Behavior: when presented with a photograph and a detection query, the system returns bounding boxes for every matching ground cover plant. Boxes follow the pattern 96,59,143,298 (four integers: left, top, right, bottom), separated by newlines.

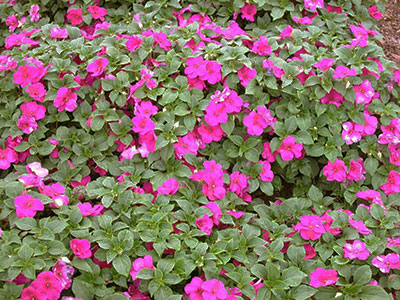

0,0,400,299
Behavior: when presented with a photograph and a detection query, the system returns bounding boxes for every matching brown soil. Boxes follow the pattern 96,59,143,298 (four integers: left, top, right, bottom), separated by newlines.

379,0,400,67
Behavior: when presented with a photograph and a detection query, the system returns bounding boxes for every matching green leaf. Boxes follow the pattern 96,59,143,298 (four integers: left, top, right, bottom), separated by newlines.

136,268,154,280
281,267,304,287
157,259,175,273
353,265,371,285
364,157,378,175
308,185,323,202
15,218,37,230
72,279,95,300
260,181,273,196
221,115,235,136
251,264,268,280
360,285,391,300
72,258,92,273
113,255,131,277
291,285,317,300
256,286,271,300
18,244,33,261
296,130,313,145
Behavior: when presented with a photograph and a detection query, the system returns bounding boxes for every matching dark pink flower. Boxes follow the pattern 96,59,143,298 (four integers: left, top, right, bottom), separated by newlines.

17,115,38,134
205,103,228,127
14,194,44,218
196,214,214,236
199,60,222,84
313,58,335,71
252,36,271,55
237,65,257,87
126,35,142,52
77,202,104,217
309,268,338,287
240,3,257,22
368,5,382,19
323,159,347,182
201,279,228,300
153,32,171,50
130,255,154,280
87,57,108,77
131,115,155,134
320,89,344,107
277,136,303,161
33,271,63,300
347,158,366,181
197,123,224,144
185,56,206,79
205,202,222,225
157,178,180,195
52,260,74,289
21,101,46,120
304,244,317,260
381,170,400,195
295,215,326,240
259,160,274,182
185,277,204,299
88,5,107,21
70,239,92,259
0,147,17,170
21,286,46,300
66,8,83,26
26,82,46,102
304,0,324,11
332,65,357,79
13,65,38,88
54,88,77,112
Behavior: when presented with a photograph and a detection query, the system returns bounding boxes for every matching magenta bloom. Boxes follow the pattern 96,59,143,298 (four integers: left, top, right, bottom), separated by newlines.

87,57,108,77
66,8,83,26
54,88,77,112
304,0,324,11
50,27,68,39
21,101,46,120
29,4,40,22
17,115,38,134
320,89,344,107
198,123,224,144
342,122,362,145
196,214,214,236
252,36,271,55
349,216,372,235
343,240,370,260
294,215,326,240
77,202,104,217
259,160,274,182
126,35,142,52
313,58,335,71
205,202,222,225
240,3,257,22
131,115,155,134
309,268,338,287
199,60,222,84
237,65,257,87
185,56,206,79
14,194,44,218
13,65,38,88
322,159,347,182
33,271,63,300
276,136,303,161
205,103,228,127
332,65,357,79
201,279,228,300
372,253,400,273
184,277,204,299
354,79,375,104
347,159,366,181
88,5,108,21
21,286,46,300
26,82,46,102
70,239,92,259
230,171,248,195
157,178,180,195
0,147,17,170
130,255,154,280
368,5,382,19
243,111,267,135
381,170,400,195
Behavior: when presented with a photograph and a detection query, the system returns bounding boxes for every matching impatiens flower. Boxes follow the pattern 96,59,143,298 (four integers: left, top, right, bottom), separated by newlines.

252,36,271,55
372,253,400,273
26,82,46,102
196,214,214,235
0,147,17,170
332,65,357,79
276,136,303,161
50,27,69,39
237,65,257,87
261,142,276,162
87,57,108,77
185,56,206,79
197,123,224,144
243,111,267,135
174,132,200,159
54,88,77,112
185,277,204,300
77,202,104,217
153,32,171,50
157,178,180,195
14,194,44,218
230,171,248,195
313,58,335,71
347,158,366,181
52,260,74,289
349,216,372,235
88,5,108,21
343,240,370,260
126,35,142,52
368,5,382,19
70,239,92,259
135,101,158,116
320,89,344,107
381,170,400,195
17,115,38,134
205,202,222,225
131,115,155,134
21,101,46,120
259,160,274,182
309,268,338,287
29,4,40,22
21,286,46,300
27,162,48,178
354,79,375,104
202,279,228,300
342,122,362,145
34,271,63,300
304,244,317,260
66,8,83,26
13,65,38,88
205,103,228,126
323,159,347,182
294,215,326,240
199,60,222,84
130,255,154,280
240,3,257,22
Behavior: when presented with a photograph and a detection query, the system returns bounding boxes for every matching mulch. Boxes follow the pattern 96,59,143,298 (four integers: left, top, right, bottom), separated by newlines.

378,0,400,67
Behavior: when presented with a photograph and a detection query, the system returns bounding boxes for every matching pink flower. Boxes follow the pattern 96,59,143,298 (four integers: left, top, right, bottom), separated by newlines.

6,15,18,32
54,88,77,112
196,214,214,236
280,25,293,39
50,27,68,39
88,5,107,21
240,3,257,22
21,101,46,120
313,58,335,71
130,255,154,280
87,57,108,77
276,136,303,161
309,268,338,287
29,5,40,22
205,103,228,127
304,0,324,11
237,65,257,87
259,160,274,182
131,115,155,134
304,244,317,260
135,101,158,116
21,286,46,300
332,65,357,79
342,122,362,145
66,8,83,26
372,253,400,273
252,36,271,55
185,56,206,79
77,202,104,217
230,171,248,195
294,215,326,240
157,178,180,195
14,194,44,218
381,170,400,195
126,35,142,52
13,65,38,88
320,89,344,107
26,82,46,102
185,277,204,299
347,158,366,181
174,132,200,159
368,5,382,19
199,60,222,84
17,115,38,134
354,79,375,104
343,240,370,260
261,142,276,162
70,239,92,259
0,147,17,170
349,216,372,235
243,111,267,136
205,202,222,225
153,32,171,50
322,159,347,182
227,210,244,219
33,271,63,300
198,123,224,144
202,279,228,300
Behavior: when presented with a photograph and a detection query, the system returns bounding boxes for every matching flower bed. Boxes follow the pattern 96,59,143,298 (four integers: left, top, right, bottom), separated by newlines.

0,0,399,299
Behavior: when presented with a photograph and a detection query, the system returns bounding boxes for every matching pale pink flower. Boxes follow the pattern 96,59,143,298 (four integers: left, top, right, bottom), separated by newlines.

29,4,40,22
50,27,68,39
